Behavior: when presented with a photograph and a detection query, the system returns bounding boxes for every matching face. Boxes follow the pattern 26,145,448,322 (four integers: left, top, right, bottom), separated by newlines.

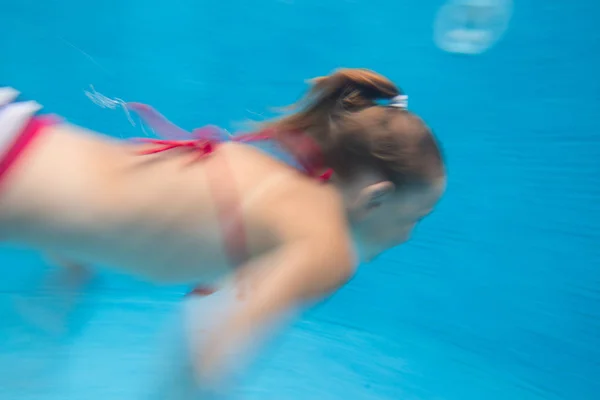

351,178,445,262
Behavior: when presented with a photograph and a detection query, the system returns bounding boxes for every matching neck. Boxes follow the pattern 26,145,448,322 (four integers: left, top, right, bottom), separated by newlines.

330,171,384,211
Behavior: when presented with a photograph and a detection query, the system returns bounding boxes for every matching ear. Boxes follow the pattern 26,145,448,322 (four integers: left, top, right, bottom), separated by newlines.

352,181,395,217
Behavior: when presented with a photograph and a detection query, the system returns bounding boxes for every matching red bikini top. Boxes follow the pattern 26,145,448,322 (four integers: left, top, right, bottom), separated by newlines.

127,102,333,181
126,102,333,279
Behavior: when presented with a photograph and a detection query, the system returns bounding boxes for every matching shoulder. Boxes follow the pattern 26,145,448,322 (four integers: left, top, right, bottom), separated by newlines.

257,176,357,267
258,174,348,234
223,141,356,268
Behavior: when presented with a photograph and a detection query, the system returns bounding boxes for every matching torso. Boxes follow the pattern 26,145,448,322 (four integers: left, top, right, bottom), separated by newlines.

0,124,346,285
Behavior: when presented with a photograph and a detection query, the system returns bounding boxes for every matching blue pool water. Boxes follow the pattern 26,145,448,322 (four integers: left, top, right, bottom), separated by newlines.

1,1,599,399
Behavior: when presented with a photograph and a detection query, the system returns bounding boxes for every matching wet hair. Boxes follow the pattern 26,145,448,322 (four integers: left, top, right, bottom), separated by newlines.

265,68,445,190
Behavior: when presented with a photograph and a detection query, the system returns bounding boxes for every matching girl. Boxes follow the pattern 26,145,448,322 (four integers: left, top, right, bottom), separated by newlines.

0,68,445,382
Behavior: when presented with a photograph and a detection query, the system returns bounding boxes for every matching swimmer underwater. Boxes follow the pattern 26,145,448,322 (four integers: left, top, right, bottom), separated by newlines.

0,68,446,384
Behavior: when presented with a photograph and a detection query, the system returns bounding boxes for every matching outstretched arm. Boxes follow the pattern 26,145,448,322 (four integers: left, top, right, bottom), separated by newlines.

194,237,356,385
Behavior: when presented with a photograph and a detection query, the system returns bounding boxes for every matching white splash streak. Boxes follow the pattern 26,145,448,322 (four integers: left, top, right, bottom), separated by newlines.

58,36,111,75
84,85,136,127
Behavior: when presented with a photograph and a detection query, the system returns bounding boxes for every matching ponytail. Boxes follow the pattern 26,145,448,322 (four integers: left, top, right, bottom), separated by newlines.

267,68,401,146
307,68,401,113
263,68,442,187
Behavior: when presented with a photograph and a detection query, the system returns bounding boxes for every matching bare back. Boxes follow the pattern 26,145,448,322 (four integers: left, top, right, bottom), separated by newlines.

0,124,351,284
